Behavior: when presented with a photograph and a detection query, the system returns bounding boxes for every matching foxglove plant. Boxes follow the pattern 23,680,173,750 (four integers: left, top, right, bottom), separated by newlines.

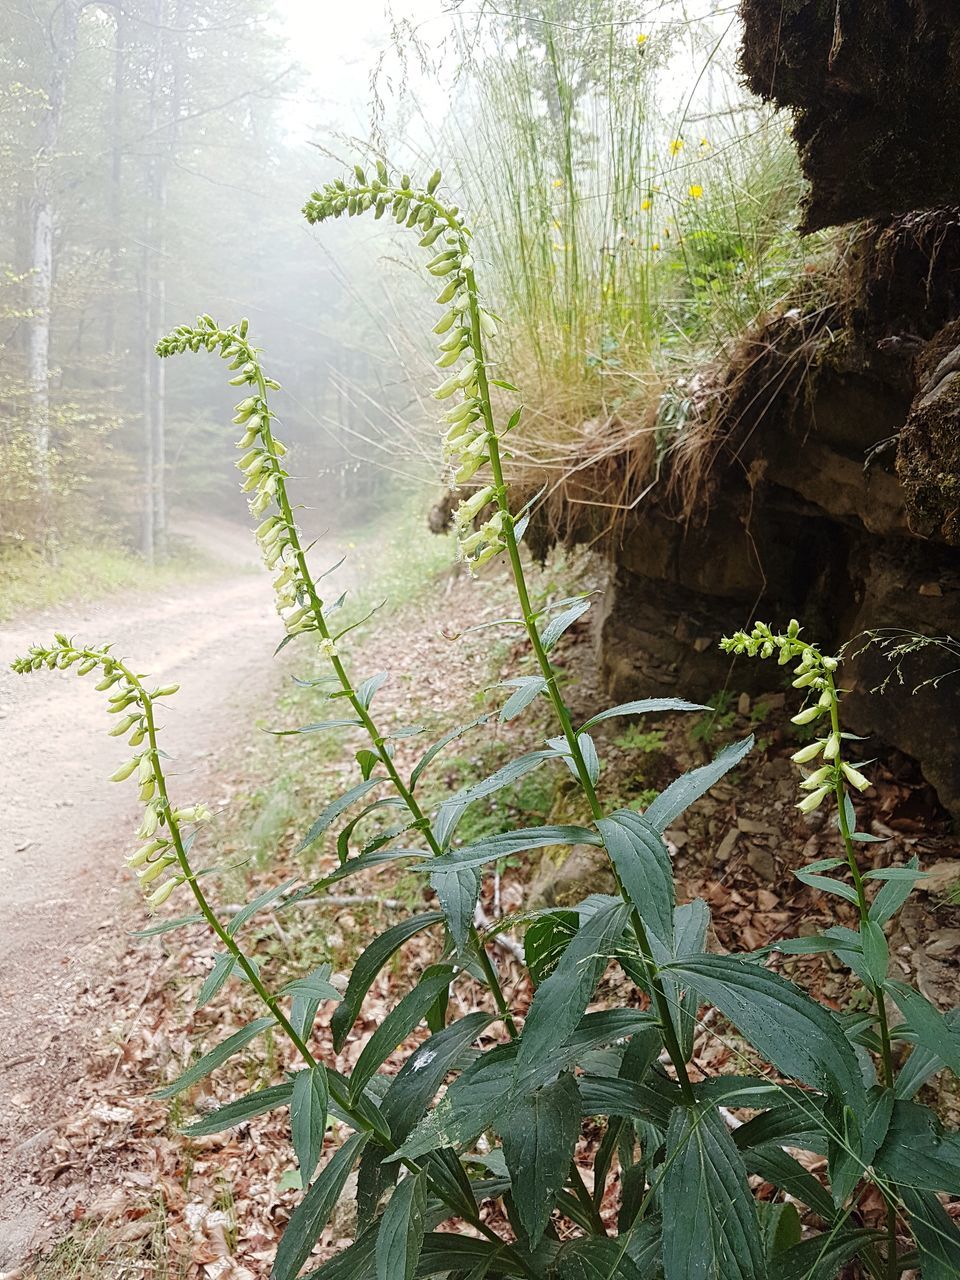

14,167,960,1280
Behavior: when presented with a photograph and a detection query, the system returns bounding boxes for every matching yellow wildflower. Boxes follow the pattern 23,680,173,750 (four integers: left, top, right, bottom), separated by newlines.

652,241,660,251
689,184,703,199
700,137,711,149
552,178,563,188
636,33,647,45
641,198,653,211
669,138,684,155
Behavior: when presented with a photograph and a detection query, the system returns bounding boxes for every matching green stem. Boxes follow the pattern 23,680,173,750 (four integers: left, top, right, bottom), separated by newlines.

254,367,519,1039
126,660,531,1271
826,674,897,1278
462,272,695,1105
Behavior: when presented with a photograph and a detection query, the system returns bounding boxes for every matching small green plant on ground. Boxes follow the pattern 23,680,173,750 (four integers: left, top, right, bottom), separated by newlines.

16,169,960,1280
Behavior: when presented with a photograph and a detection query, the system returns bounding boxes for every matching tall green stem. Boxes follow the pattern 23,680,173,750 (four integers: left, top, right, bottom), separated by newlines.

462,270,695,1104
252,366,518,1037
826,674,897,1277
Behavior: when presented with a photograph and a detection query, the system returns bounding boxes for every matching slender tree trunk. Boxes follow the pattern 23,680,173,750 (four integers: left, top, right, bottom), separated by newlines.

27,0,81,545
105,2,126,358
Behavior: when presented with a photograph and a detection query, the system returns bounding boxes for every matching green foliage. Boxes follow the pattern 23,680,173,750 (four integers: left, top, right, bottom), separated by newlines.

17,173,960,1280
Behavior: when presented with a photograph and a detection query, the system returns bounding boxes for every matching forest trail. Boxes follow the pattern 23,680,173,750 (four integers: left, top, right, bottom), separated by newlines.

0,518,348,1267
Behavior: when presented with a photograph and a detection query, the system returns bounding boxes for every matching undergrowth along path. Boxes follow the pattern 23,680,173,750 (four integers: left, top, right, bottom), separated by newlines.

0,527,351,1268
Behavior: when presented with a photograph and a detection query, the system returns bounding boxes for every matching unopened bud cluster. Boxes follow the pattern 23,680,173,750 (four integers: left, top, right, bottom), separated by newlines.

11,637,208,908
721,620,872,813
158,318,317,638
303,162,506,572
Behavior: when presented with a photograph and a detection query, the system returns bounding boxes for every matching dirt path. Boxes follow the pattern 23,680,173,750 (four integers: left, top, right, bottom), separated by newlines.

0,520,346,1267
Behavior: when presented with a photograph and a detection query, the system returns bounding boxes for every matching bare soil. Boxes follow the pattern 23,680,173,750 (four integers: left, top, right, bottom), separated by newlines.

0,518,348,1269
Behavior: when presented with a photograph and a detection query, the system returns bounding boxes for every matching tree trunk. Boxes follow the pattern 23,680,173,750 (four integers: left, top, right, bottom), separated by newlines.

27,0,81,542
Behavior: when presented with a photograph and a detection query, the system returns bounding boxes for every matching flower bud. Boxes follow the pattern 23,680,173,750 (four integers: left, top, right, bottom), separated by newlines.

822,656,838,671
818,689,833,709
797,785,830,813
126,839,166,868
110,757,140,783
146,878,178,908
841,762,871,792
791,740,823,764
791,705,823,726
154,684,180,697
108,713,141,736
800,766,832,790
823,733,840,761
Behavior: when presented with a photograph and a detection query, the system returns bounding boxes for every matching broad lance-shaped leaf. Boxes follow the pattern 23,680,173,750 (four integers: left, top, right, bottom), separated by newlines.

425,824,600,874
298,778,384,853
596,809,674,949
579,697,709,731
429,866,479,953
895,1007,960,1099
873,1099,960,1193
182,1082,294,1136
375,1168,427,1280
900,1185,960,1280
663,954,867,1120
498,1072,581,1247
525,910,579,987
408,714,492,789
349,965,455,1101
433,749,558,848
885,980,960,1077
291,1065,329,1182
395,1008,655,1160
380,1012,494,1144
271,1130,369,1280
645,735,753,832
766,1231,881,1280
540,597,591,650
330,913,443,1051
500,675,548,721
517,899,630,1072
662,1104,765,1280
154,1017,275,1099
555,1237,647,1279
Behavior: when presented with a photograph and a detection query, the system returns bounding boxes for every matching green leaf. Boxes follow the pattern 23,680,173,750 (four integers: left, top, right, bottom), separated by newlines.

577,1075,676,1130
524,911,579,987
766,1231,880,1280
901,1185,960,1280
292,1065,329,1182
645,736,754,832
290,963,338,1040
662,1104,765,1280
539,598,590,651
375,1169,427,1280
181,1082,294,1136
886,980,960,1077
330,913,444,1051
579,698,709,731
860,920,889,985
491,377,520,392
227,878,299,936
356,749,381,780
793,866,860,905
271,717,363,736
499,677,547,722
197,953,237,1008
356,672,388,708
742,1144,835,1220
281,971,343,1004
427,825,600,873
298,779,384,853
664,955,867,1119
153,1017,275,1098
758,1202,801,1258
873,1100,960,1193
381,1012,494,1144
132,912,204,938
349,966,455,1101
555,1238,646,1279
408,715,492,790
578,732,600,785
429,866,479,953
827,1085,892,1207
670,899,710,1058
434,750,558,848
298,1226,377,1279
517,900,630,1072
895,1008,960,1099
596,809,674,949
869,855,922,925
271,1131,369,1280
498,1072,581,1247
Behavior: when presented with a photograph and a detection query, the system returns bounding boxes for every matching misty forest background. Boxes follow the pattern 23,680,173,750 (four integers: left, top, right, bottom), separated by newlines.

0,0,809,581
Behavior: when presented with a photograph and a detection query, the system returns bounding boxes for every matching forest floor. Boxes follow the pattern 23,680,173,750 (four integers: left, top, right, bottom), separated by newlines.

3,518,960,1279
